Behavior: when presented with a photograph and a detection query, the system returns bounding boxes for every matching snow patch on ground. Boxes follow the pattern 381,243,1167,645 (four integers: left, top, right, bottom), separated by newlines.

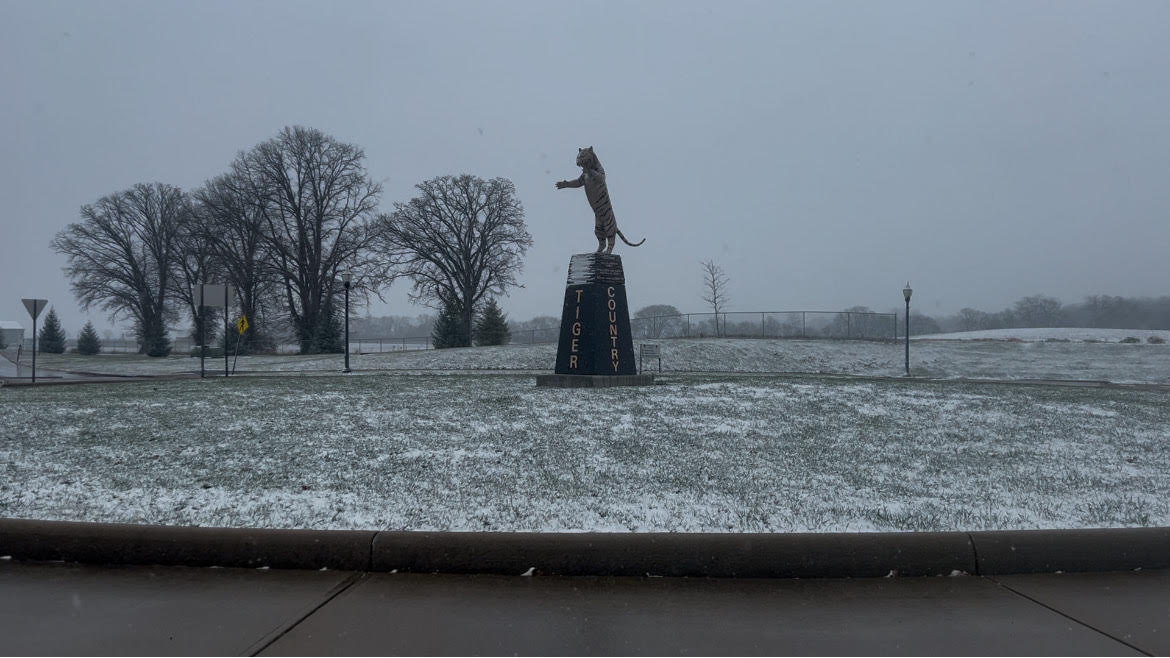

916,327,1170,343
2,373,1167,533
19,336,1170,385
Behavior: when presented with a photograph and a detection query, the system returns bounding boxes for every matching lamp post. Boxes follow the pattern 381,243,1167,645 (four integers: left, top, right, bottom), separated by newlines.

341,271,352,373
903,282,913,376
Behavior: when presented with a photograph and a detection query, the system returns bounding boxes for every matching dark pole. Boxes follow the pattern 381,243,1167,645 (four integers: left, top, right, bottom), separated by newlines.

904,301,910,375
343,280,351,373
224,285,230,377
199,283,205,379
904,291,911,376
31,302,38,384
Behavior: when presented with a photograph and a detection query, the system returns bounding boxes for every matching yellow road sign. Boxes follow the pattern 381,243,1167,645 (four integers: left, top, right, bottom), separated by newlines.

236,315,249,334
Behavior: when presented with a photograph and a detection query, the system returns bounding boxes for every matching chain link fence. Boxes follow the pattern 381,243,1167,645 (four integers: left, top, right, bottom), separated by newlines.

509,310,897,345
15,310,894,355
632,311,898,340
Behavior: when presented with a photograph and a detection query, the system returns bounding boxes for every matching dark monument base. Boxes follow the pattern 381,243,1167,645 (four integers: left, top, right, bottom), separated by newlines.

535,253,655,388
536,373,656,388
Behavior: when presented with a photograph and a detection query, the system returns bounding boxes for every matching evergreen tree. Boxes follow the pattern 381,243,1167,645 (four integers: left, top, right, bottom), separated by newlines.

138,320,172,357
38,308,67,354
77,321,102,355
474,298,511,346
190,308,221,347
308,297,345,354
432,299,470,349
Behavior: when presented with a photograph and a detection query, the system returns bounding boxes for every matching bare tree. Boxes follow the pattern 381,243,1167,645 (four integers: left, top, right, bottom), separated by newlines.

192,170,279,350
51,183,187,356
377,175,532,344
239,126,385,353
1013,294,1064,328
700,259,730,337
634,304,684,339
171,202,221,347
956,307,992,332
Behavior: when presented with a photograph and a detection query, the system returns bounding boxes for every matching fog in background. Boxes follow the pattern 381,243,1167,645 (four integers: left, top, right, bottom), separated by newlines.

2,0,1167,338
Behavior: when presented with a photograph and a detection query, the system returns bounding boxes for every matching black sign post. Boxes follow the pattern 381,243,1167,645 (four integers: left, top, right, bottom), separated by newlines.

200,283,206,379
21,299,46,384
224,284,230,378
194,283,234,378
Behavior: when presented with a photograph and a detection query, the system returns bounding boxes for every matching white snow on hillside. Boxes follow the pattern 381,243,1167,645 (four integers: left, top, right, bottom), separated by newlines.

350,337,1170,384
13,335,1170,384
915,327,1170,343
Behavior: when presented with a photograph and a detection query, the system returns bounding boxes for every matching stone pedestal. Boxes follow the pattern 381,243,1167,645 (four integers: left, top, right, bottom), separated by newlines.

536,253,653,387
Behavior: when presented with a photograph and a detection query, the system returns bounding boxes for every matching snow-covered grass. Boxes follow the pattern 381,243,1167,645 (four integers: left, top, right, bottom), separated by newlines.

916,327,1170,343
19,336,1170,385
2,373,1167,532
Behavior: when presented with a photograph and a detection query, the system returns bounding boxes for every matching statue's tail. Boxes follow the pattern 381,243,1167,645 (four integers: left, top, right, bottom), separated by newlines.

617,230,645,247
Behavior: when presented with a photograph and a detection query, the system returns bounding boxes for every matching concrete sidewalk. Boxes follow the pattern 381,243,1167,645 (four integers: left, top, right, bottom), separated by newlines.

1,521,1169,655
1,560,1165,655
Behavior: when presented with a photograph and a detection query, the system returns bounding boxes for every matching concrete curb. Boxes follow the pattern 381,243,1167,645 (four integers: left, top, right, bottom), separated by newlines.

372,530,975,578
0,519,374,571
3,519,1168,577
973,527,1170,574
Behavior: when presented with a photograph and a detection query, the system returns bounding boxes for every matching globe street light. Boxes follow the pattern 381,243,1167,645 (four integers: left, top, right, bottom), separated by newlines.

903,282,913,376
341,271,352,373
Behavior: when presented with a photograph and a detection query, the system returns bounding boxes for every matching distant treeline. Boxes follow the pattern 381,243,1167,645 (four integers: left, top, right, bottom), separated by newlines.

350,314,560,341
915,295,1170,335
348,294,1170,343
350,314,437,340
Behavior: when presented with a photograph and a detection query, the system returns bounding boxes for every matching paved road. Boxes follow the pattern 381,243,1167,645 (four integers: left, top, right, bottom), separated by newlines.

0,351,88,382
1,560,1165,655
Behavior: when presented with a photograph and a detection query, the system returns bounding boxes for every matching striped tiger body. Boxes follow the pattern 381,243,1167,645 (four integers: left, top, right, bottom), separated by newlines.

555,146,645,254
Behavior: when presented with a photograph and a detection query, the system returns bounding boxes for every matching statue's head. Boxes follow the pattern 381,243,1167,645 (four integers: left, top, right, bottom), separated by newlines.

576,146,596,168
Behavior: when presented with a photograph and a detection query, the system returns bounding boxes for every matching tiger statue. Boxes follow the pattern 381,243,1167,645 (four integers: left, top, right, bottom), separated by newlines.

555,146,645,254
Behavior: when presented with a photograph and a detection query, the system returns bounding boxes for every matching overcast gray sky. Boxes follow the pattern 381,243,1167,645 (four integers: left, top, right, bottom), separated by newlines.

2,0,1168,336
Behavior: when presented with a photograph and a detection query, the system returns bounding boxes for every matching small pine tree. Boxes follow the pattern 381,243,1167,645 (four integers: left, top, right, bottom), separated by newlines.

474,298,511,346
190,308,221,346
77,321,102,355
308,297,345,354
432,299,470,349
137,319,172,357
38,308,68,354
